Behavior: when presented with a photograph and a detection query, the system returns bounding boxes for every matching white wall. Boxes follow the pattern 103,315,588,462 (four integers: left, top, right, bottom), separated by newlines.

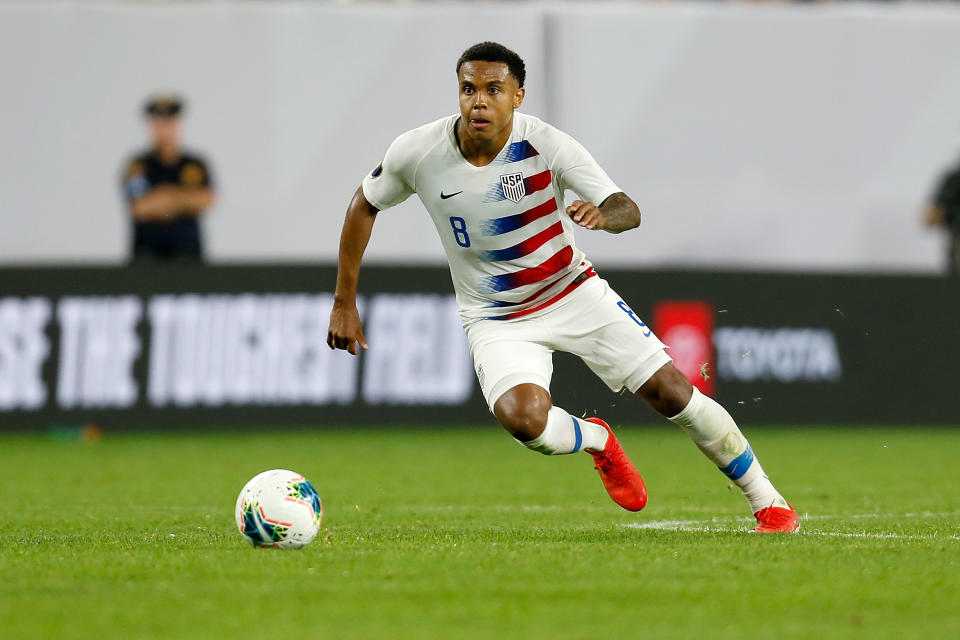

0,1,958,272
552,4,960,272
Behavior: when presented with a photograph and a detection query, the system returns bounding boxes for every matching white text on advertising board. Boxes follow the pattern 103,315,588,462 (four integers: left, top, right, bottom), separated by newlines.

0,294,475,412
714,327,841,382
0,297,50,410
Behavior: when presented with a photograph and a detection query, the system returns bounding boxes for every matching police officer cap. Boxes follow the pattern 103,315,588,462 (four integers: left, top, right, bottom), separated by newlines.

144,94,183,117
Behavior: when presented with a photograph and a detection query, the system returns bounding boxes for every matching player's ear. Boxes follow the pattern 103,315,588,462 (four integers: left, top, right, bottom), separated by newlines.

513,87,525,109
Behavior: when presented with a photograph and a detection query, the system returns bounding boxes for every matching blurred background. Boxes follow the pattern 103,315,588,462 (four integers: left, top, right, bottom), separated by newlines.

1,0,959,430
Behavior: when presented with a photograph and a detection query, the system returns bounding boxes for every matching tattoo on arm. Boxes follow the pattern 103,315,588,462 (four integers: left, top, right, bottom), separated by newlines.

598,192,642,233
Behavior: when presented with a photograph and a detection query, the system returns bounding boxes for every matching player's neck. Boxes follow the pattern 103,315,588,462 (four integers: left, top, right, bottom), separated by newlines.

455,117,512,167
154,143,180,166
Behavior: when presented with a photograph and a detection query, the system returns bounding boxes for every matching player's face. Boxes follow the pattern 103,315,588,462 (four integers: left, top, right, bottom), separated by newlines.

458,61,525,143
149,115,180,149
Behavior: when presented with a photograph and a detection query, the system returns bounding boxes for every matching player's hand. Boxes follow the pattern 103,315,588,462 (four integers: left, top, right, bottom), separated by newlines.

327,301,368,355
566,200,606,230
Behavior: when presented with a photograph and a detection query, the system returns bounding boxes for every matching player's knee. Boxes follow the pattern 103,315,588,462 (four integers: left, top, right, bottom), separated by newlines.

636,364,693,417
493,384,551,442
500,406,549,442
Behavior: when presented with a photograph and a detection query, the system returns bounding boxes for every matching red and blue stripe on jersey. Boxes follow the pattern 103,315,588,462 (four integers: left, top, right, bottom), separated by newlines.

474,139,588,318
480,198,558,236
480,220,565,262
502,139,539,163
480,246,574,293
486,267,597,321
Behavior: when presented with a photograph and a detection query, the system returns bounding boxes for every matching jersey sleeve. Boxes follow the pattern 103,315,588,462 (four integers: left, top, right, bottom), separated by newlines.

549,131,621,205
361,132,419,211
180,156,214,190
196,158,214,189
121,157,151,202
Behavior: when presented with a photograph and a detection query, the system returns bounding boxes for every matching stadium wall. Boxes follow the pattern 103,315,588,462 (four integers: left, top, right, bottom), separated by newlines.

1,265,957,430
1,2,959,272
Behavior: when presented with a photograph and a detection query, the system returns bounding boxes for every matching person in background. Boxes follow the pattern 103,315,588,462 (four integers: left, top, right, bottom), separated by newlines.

925,151,960,276
121,95,215,262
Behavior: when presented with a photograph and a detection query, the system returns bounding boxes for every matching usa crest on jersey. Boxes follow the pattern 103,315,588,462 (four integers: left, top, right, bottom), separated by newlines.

500,173,526,203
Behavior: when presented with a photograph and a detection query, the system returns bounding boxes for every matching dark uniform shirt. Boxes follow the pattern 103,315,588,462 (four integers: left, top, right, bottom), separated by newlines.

932,164,960,274
121,151,214,261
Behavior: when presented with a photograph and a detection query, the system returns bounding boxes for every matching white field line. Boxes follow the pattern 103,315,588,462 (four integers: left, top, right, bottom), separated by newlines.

391,505,960,519
624,511,960,541
802,531,960,541
802,510,960,521
384,505,960,541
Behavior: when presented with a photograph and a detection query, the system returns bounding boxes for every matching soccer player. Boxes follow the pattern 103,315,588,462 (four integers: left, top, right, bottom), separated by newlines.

327,42,798,533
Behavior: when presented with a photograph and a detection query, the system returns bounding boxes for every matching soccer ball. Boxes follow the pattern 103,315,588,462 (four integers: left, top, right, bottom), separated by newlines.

235,469,323,549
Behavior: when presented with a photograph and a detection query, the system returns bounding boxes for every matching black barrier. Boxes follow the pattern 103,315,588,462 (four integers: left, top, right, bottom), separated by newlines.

0,265,957,429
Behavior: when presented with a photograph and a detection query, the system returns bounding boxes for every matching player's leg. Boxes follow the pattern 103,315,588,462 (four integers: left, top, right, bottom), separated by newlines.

554,277,796,530
492,381,646,511
636,363,797,531
471,334,609,454
492,382,608,453
467,320,646,511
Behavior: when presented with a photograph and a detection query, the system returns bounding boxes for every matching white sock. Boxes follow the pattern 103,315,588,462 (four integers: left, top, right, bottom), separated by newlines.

522,406,608,455
669,388,788,513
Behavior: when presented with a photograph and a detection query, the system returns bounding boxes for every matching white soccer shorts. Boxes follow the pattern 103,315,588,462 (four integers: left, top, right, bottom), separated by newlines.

465,276,671,410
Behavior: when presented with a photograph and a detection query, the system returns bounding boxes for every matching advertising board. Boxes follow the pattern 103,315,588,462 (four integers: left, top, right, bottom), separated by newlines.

1,266,957,429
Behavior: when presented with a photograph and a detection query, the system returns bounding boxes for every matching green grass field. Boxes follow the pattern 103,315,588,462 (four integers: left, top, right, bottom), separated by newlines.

1,425,958,639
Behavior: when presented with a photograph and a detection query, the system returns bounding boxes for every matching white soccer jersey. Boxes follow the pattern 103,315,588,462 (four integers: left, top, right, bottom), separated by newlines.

362,112,621,324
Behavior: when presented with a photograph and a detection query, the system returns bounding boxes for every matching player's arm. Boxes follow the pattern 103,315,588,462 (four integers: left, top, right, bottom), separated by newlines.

166,185,214,217
130,185,214,221
329,131,416,353
548,127,640,234
327,186,379,355
567,192,641,233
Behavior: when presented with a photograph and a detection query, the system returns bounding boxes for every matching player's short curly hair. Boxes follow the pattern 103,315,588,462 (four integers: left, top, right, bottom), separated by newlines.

456,42,526,88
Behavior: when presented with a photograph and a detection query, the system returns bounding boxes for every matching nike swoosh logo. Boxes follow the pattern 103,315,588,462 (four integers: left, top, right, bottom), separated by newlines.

440,191,463,199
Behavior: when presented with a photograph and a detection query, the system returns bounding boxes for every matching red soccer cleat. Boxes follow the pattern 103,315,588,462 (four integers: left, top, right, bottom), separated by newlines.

586,417,647,512
752,504,800,533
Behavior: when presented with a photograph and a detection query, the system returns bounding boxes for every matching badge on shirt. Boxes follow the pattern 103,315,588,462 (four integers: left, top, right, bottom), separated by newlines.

125,175,150,200
180,163,206,187
500,173,525,203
